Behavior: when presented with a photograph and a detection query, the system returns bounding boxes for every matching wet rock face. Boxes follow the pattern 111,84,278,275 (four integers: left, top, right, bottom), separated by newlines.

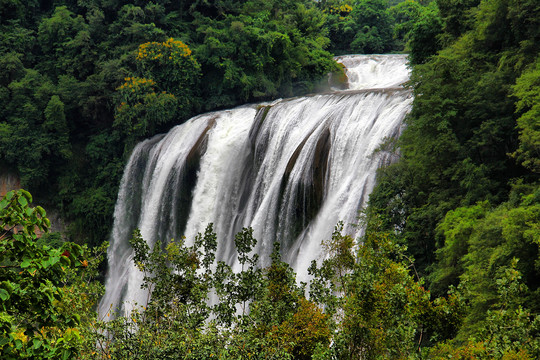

278,127,331,245
0,171,20,197
328,64,349,90
168,117,215,242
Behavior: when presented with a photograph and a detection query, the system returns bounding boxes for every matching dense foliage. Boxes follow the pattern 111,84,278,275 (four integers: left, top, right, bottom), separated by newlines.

1,0,539,358
0,0,341,245
79,221,463,359
368,0,540,355
0,190,105,359
0,183,537,359
0,0,446,246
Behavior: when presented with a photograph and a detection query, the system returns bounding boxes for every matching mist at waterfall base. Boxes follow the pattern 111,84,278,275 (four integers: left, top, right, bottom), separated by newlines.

99,54,412,317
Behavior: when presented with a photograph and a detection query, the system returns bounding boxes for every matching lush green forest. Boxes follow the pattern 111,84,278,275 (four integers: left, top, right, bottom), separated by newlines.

0,0,438,244
0,0,337,245
1,0,539,358
365,0,540,356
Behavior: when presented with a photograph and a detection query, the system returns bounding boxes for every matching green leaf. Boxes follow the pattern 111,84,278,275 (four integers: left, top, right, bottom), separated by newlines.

18,195,28,207
0,336,10,346
1,281,13,294
20,189,32,202
49,256,60,267
32,338,42,349
0,289,9,301
35,206,46,217
0,199,8,210
21,258,32,268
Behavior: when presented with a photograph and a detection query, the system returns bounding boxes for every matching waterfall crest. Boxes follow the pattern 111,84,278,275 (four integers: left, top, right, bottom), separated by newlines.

99,54,412,316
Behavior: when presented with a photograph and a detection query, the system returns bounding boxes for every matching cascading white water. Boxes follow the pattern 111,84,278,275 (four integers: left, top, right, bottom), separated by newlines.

99,54,412,317
336,54,410,90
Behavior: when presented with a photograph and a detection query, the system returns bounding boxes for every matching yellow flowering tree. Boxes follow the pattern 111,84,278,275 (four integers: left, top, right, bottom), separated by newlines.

114,39,201,149
318,0,355,53
136,38,200,105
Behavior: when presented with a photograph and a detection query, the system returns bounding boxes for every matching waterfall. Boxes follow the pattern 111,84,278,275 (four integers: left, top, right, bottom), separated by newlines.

99,54,412,317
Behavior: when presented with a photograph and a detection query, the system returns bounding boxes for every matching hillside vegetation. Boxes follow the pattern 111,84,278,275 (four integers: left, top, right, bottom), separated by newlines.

0,0,539,358
0,0,444,244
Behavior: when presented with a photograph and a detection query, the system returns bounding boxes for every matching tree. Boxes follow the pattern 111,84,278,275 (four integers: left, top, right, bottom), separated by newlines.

349,0,394,53
113,76,179,150
429,202,490,296
453,193,540,338
407,2,443,64
0,190,83,359
43,95,72,162
317,0,355,54
429,261,540,359
87,225,333,359
135,37,201,105
193,1,337,109
113,38,201,150
368,0,539,280
0,69,73,191
309,222,461,359
389,0,424,50
436,0,480,42
511,56,540,173
0,0,340,247
37,6,91,80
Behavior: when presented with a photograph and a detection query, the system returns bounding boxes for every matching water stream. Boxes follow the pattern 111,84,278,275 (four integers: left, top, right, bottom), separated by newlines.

99,54,412,316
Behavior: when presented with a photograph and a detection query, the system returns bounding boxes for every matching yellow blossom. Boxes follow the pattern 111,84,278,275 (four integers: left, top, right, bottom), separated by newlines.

13,329,28,343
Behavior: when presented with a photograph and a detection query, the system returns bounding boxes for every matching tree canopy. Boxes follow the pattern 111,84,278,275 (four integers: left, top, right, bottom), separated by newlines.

0,0,445,246
0,0,341,245
1,0,539,358
367,0,540,355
